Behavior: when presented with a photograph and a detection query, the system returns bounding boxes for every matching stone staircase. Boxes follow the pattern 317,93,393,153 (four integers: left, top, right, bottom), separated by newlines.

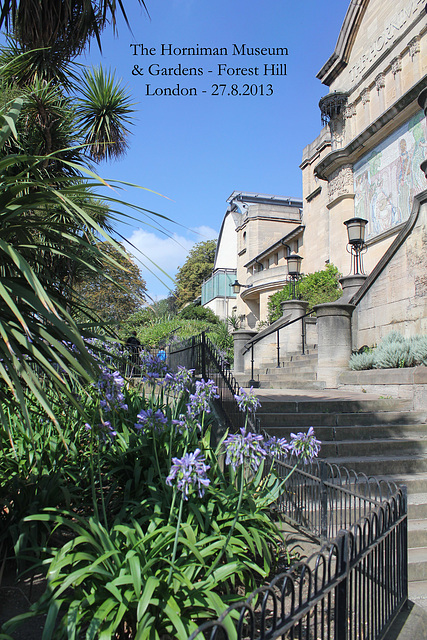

253,388,427,614
241,350,324,390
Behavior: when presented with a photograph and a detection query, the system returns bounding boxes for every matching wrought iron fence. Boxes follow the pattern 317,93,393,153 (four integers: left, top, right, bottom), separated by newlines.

188,459,407,640
168,332,259,433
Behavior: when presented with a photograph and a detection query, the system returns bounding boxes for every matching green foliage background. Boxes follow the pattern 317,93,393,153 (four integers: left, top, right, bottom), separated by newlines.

268,264,343,323
175,239,217,308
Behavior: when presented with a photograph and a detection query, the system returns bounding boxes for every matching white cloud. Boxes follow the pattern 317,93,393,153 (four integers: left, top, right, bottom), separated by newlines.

124,225,218,299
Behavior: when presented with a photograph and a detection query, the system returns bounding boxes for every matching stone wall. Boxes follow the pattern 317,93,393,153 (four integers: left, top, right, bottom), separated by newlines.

351,190,427,347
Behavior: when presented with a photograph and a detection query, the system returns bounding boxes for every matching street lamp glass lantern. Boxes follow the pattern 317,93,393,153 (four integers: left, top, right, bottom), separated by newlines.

286,252,303,276
344,218,368,245
231,279,241,294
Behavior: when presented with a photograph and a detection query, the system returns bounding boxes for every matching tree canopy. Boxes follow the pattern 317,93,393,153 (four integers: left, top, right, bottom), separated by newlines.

174,239,217,309
74,242,147,323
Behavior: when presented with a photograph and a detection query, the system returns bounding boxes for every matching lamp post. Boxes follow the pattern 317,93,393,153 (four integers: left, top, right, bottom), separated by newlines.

343,217,368,275
285,252,303,299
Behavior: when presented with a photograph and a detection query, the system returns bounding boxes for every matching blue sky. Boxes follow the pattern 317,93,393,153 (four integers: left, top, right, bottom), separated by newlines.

79,0,349,300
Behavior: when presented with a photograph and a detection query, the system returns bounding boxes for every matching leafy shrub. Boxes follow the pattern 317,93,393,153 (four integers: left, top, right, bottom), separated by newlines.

179,304,220,324
374,339,414,369
349,350,376,370
122,318,213,348
410,335,427,366
268,264,342,323
348,331,427,370
209,320,234,365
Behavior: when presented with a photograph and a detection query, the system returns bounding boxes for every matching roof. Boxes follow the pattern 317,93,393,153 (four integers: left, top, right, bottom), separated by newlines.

316,0,368,87
244,225,305,268
227,191,303,208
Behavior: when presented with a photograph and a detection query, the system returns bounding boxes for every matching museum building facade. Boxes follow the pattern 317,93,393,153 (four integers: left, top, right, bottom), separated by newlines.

203,0,427,354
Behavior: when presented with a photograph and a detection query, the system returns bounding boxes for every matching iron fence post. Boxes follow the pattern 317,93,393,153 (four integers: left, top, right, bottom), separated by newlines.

301,316,305,355
320,461,328,539
191,335,195,370
402,484,409,606
201,331,207,380
336,531,350,640
276,328,280,367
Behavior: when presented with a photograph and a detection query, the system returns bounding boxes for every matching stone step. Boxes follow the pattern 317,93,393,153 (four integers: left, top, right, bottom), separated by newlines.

318,439,427,458
321,454,427,476
408,495,427,520
408,548,427,581
280,351,318,363
259,379,326,390
379,474,427,494
260,410,427,428
265,359,319,371
408,580,427,610
255,397,415,414
238,378,326,390
258,370,319,382
264,424,427,441
408,520,427,548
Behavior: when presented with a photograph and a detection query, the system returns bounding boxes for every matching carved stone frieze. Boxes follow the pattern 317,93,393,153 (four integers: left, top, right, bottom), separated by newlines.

344,103,356,119
391,56,402,76
361,88,370,105
408,36,420,60
328,164,354,202
375,73,385,92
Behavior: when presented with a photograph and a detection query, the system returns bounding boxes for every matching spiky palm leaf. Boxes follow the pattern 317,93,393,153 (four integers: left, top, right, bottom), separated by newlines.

0,0,149,58
0,99,129,431
0,36,79,88
77,66,134,161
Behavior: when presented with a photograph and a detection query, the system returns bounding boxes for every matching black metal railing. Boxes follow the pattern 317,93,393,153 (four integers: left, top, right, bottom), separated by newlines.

168,332,259,433
241,309,315,382
188,459,407,640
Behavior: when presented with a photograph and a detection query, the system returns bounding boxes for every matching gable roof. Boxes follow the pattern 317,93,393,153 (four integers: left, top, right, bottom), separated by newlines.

317,0,368,86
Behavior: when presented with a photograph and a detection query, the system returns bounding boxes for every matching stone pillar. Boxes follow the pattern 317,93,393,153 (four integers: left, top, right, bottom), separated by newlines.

280,300,309,355
232,329,257,374
418,88,427,178
339,274,367,302
314,302,355,388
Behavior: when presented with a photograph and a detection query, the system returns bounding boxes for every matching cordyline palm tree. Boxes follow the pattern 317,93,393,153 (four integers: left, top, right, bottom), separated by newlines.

0,0,149,59
0,44,135,164
0,96,158,431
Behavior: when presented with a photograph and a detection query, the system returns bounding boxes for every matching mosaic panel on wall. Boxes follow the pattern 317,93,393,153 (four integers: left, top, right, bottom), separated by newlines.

354,111,426,240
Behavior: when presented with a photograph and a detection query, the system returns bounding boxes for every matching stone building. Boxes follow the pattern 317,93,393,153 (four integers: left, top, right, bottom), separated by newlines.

203,0,427,369
202,191,302,326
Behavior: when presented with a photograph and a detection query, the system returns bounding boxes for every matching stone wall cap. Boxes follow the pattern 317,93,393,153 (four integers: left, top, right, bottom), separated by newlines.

314,301,355,315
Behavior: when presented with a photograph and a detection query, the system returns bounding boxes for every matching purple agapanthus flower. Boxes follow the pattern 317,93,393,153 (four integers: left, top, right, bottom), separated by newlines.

234,387,261,413
134,408,168,434
264,436,291,459
163,366,195,394
289,427,321,463
166,448,210,500
102,420,117,439
224,428,267,472
140,352,169,381
187,379,219,417
172,414,202,434
96,368,128,413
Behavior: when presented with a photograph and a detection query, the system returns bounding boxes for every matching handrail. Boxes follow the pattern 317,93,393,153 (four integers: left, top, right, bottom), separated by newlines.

242,308,315,354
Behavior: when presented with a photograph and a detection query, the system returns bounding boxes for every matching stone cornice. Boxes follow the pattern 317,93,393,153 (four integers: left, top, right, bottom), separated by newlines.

306,186,322,202
314,77,427,180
